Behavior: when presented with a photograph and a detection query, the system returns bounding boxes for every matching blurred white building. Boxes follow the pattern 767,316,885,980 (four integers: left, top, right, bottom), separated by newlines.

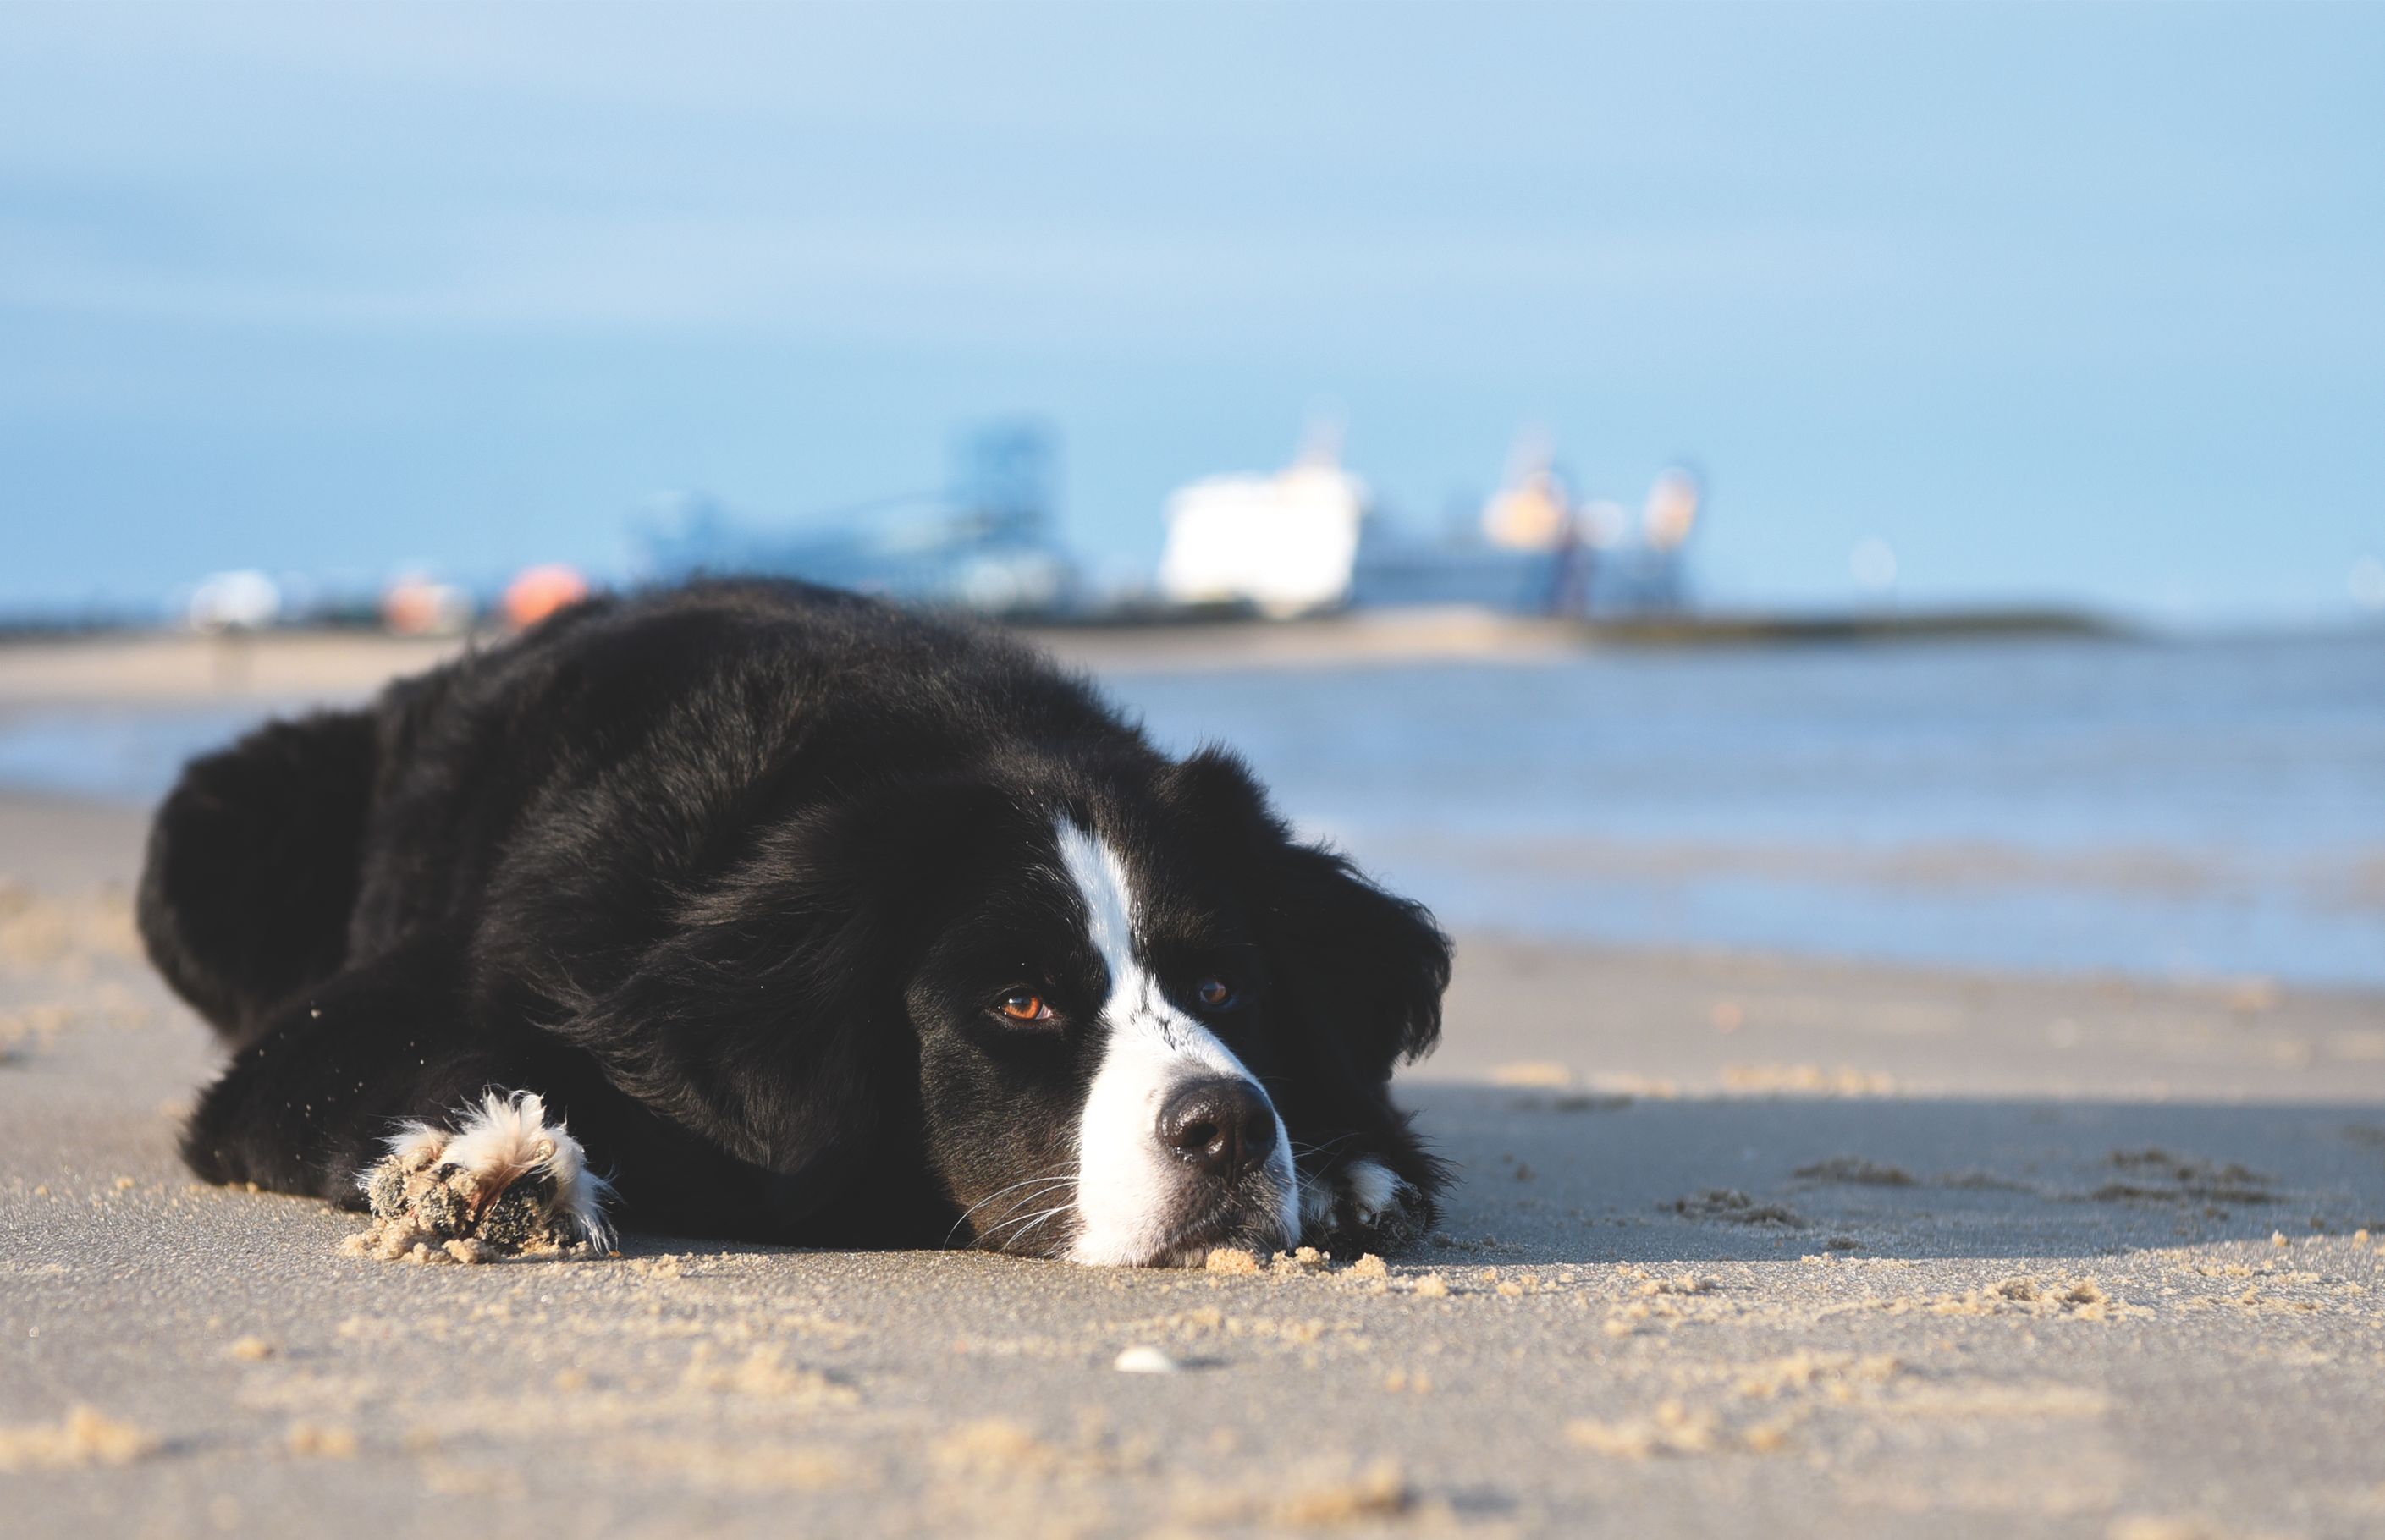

1158,427,1703,619
186,569,281,631
1157,449,1368,617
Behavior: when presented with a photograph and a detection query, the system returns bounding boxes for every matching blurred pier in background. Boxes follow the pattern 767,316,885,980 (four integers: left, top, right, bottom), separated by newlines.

2,413,2130,647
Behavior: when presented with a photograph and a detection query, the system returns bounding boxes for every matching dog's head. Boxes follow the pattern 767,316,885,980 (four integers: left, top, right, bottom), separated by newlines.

587,748,1451,1265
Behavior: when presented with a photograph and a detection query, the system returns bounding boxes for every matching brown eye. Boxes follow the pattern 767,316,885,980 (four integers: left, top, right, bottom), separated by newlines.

1196,977,1234,1009
998,991,1053,1023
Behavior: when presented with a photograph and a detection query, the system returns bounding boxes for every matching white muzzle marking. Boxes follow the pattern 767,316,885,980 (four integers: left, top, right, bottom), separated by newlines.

1056,820,1299,1265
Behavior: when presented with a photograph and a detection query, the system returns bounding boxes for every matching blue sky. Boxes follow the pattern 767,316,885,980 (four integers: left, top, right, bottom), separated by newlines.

3,2,2381,622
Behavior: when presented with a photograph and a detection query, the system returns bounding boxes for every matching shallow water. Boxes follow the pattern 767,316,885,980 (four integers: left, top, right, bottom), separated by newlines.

1107,632,2385,987
3,631,2378,985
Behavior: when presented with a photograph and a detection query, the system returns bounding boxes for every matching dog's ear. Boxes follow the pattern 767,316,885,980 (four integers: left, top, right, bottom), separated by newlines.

1160,748,1451,1082
552,775,1005,1194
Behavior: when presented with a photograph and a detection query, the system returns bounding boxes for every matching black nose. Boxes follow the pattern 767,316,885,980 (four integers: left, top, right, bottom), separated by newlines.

1158,1077,1278,1184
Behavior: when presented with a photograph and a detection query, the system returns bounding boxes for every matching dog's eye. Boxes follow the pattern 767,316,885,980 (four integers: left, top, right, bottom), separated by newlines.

996,991,1053,1024
1195,977,1235,1009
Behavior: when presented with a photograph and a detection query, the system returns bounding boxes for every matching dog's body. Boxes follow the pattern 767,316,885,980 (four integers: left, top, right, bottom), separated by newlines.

144,581,1451,1262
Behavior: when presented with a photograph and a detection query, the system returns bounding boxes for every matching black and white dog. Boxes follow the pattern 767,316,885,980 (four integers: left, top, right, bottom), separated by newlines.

144,581,1451,1264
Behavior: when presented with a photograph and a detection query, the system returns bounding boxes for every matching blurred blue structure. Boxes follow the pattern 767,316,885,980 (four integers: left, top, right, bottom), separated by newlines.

633,422,1077,616
1351,531,1695,617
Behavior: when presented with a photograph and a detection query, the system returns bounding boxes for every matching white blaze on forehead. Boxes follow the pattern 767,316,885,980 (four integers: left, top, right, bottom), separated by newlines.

1060,822,1139,995
1057,820,1298,1265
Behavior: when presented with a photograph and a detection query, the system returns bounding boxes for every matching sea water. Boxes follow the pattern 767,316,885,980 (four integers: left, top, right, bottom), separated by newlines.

1107,631,2385,987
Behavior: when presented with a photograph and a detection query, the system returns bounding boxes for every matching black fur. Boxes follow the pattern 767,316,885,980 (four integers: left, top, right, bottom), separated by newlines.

143,580,1452,1256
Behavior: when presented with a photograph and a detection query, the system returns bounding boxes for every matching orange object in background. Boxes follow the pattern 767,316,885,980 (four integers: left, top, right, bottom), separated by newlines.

382,575,474,636
504,564,591,629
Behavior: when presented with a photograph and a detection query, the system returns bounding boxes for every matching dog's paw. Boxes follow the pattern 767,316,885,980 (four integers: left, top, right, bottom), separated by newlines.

348,1091,611,1262
1299,1158,1431,1256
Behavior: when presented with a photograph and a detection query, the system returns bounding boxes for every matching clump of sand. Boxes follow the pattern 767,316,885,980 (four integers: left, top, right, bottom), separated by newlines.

0,1406,153,1470
342,1139,595,1265
1856,1273,2134,1322
1163,1457,1417,1531
1732,1350,1902,1400
931,1418,1060,1477
340,1223,590,1266
680,1345,855,1403
1639,1274,1718,1296
625,1438,847,1493
285,1422,359,1459
1793,1156,1917,1187
1204,1247,1261,1276
1668,1189,1805,1226
1567,1401,1718,1458
1273,1459,1410,1525
2096,1148,2277,1206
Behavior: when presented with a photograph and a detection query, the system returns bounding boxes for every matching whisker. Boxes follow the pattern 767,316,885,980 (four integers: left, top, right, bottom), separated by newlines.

1290,1132,1365,1168
956,1183,1076,1248
962,1176,1074,1224
943,1169,1079,1248
961,1170,1075,1213
954,1180,1074,1238
978,1196,1075,1235
977,1196,1077,1238
993,1204,1079,1253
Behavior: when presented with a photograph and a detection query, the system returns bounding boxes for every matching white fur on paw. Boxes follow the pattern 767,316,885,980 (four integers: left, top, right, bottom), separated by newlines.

351,1090,613,1261
383,1121,449,1173
1299,1176,1334,1232
1341,1158,1402,1225
1296,1156,1414,1246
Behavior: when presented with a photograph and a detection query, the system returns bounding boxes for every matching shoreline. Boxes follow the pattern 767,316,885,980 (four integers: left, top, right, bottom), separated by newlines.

9,787,2382,1053
0,602,2144,709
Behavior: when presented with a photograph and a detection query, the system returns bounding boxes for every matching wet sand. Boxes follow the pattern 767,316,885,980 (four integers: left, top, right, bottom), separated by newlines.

3,636,2383,1537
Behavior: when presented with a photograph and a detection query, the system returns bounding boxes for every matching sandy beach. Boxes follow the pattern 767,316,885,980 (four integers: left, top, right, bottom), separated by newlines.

3,634,2382,1538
